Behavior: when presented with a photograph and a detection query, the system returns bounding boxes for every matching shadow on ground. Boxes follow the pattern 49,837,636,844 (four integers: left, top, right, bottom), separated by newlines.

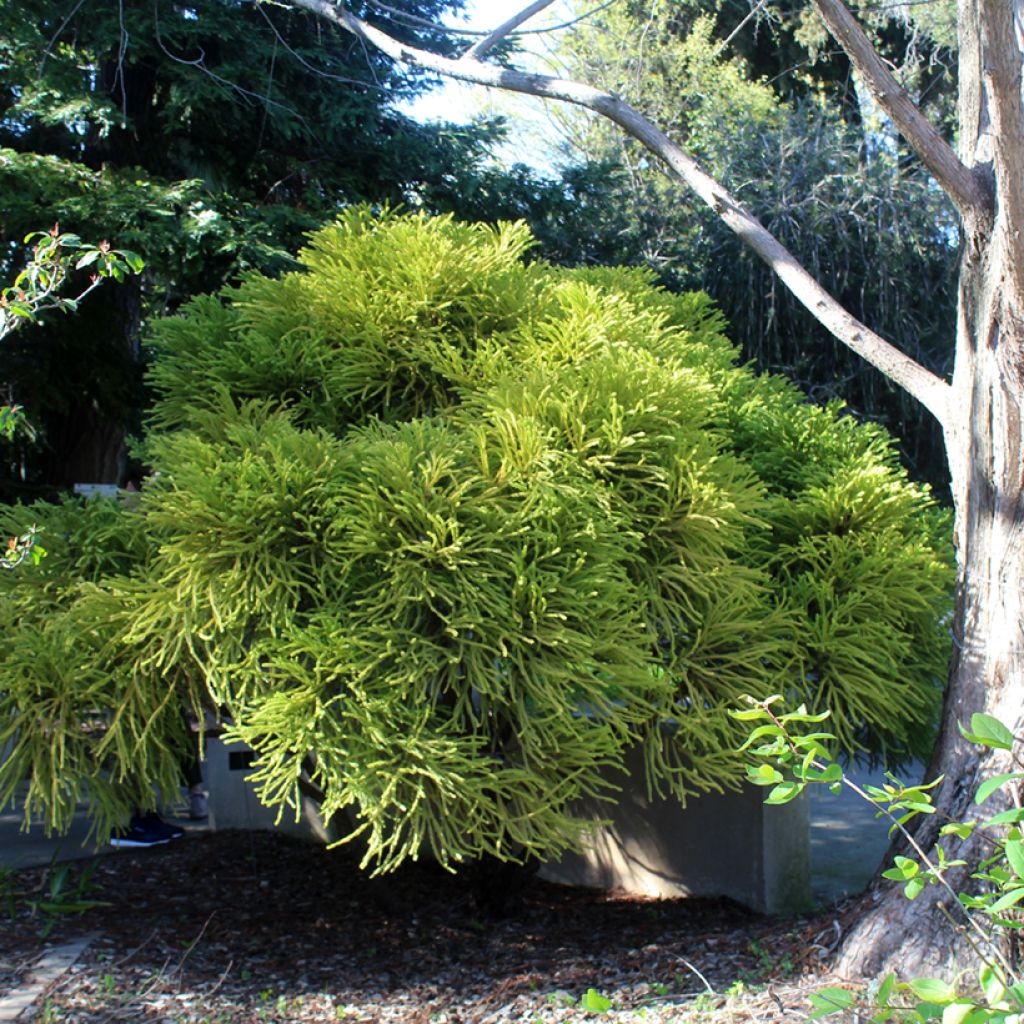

0,830,841,1023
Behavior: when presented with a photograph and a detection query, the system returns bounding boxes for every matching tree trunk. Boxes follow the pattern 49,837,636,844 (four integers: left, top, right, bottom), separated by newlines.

834,269,1024,978
834,0,1024,978
42,276,142,489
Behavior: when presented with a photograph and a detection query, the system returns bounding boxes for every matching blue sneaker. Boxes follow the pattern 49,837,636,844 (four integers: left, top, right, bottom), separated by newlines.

110,815,172,848
137,811,185,840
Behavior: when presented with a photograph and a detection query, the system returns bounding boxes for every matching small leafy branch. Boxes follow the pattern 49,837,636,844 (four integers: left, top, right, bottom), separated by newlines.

0,225,142,567
0,402,30,443
0,224,143,342
2,524,45,571
735,696,1024,1023
0,225,143,441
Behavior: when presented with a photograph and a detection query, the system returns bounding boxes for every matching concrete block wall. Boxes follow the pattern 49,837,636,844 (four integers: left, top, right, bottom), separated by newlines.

537,747,811,914
203,736,335,843
204,739,811,915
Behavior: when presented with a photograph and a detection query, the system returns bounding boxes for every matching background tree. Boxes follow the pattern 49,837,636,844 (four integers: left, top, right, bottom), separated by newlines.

0,0,558,494
286,0,1024,981
543,0,959,491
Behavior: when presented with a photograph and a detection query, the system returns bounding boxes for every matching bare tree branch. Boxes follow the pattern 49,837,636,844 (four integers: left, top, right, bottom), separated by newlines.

290,0,953,427
365,0,618,39
38,0,90,74
812,0,990,218
714,0,771,57
461,0,558,61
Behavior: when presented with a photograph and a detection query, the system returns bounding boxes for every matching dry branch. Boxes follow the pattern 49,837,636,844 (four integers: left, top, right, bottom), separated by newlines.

461,0,558,60
811,0,990,219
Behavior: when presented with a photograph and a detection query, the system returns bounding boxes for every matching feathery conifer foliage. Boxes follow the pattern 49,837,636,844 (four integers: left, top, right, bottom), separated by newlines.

0,212,953,871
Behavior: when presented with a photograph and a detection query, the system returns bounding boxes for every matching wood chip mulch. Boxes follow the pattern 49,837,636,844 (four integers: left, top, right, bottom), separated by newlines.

0,830,857,1023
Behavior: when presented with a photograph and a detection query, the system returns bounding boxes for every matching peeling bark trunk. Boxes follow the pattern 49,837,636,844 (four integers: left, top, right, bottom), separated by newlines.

834,0,1024,978
834,258,1024,978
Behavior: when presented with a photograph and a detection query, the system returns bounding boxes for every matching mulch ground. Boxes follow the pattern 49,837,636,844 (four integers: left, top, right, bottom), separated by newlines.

0,829,858,1023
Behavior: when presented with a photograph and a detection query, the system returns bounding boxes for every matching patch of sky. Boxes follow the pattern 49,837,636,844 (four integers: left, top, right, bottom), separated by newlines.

396,0,577,176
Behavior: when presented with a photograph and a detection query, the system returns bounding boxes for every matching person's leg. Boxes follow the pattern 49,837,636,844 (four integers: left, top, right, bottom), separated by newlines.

182,723,209,820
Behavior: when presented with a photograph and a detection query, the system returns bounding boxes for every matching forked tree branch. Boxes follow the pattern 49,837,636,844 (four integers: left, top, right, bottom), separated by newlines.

812,0,990,218
461,0,558,61
365,1,618,39
288,0,953,427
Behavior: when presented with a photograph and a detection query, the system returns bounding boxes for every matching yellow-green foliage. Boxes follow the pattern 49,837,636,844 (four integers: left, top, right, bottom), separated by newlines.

0,211,954,868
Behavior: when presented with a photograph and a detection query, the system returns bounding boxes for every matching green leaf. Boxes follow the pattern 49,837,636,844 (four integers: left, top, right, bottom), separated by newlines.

986,809,1024,826
940,822,976,839
987,887,1024,915
909,979,956,1003
882,856,919,881
864,784,894,801
738,724,783,750
980,964,1006,1005
579,988,612,1013
1006,839,1024,878
808,987,856,1018
765,780,804,804
975,774,1024,806
905,875,927,900
941,1004,975,1024
748,763,783,786
121,250,145,272
780,708,832,724
877,973,897,1005
899,801,937,815
731,708,770,722
33,899,108,914
960,715,1015,751
75,251,100,269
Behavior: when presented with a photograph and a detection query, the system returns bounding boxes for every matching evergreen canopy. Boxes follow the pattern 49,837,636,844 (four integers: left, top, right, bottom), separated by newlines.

0,212,953,872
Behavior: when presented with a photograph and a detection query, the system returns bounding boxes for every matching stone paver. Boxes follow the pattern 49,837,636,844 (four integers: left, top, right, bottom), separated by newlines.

0,934,96,1022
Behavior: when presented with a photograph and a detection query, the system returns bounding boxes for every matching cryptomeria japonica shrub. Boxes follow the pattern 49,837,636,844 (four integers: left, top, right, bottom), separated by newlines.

0,210,953,871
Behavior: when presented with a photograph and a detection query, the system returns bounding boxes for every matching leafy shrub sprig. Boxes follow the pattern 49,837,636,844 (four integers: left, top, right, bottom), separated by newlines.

737,696,1024,1022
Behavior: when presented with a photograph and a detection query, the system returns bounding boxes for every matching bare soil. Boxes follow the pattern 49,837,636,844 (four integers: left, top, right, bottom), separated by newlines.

0,829,855,1023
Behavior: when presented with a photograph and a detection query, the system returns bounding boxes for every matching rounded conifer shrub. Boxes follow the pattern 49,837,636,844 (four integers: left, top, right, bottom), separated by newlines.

0,211,954,869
